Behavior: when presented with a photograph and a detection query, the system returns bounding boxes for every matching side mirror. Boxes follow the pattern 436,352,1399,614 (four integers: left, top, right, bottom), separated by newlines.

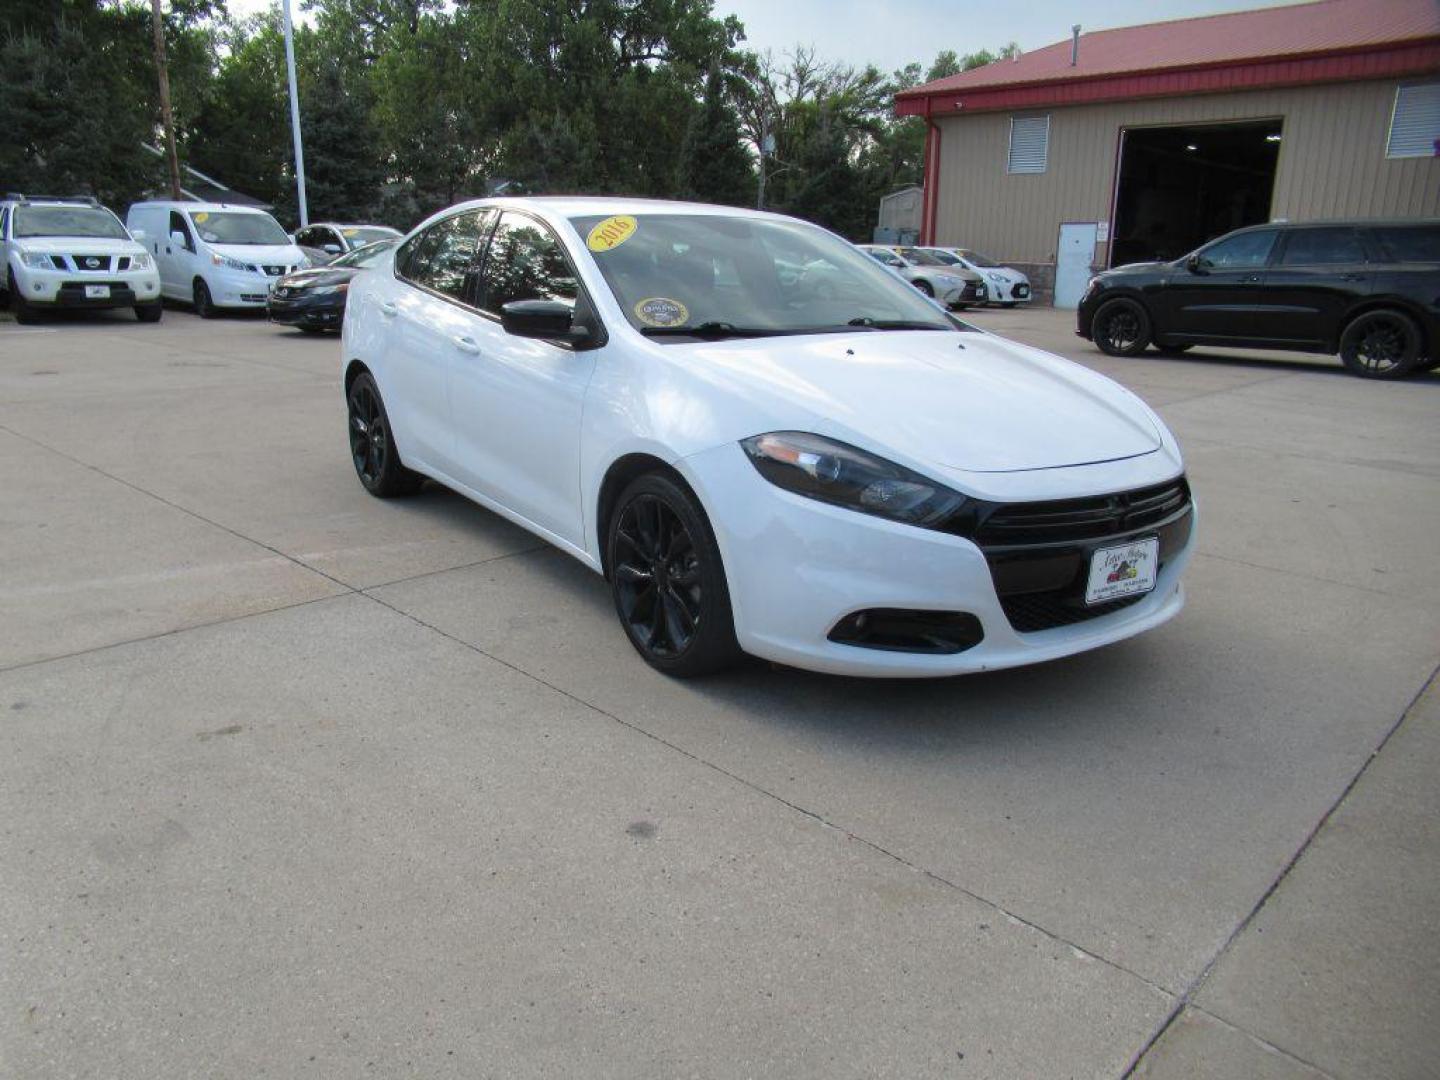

130,228,147,241
1186,254,1207,274
170,230,188,250
322,243,342,255
500,299,589,344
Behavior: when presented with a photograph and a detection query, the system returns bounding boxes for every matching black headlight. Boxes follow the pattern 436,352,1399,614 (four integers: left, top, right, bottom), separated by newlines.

741,432,967,528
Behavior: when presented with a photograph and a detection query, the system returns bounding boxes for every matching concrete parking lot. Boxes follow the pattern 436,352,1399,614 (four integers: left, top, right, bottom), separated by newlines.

1,303,1436,1079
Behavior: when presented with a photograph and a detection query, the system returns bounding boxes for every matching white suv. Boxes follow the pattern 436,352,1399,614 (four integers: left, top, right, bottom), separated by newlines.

1,196,162,323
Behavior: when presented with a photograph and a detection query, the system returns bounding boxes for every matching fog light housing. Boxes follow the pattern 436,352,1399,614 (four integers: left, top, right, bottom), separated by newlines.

828,609,984,654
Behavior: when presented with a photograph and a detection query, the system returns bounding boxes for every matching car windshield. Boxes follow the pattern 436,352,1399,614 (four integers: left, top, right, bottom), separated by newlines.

331,239,397,268
573,213,956,339
925,250,962,265
900,249,948,267
340,226,399,246
957,249,1000,268
15,205,128,240
191,210,290,246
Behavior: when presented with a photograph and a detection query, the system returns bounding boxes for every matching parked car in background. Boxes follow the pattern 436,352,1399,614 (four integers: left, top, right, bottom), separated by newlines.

126,201,309,318
342,197,1193,679
294,222,403,265
1078,219,1440,380
268,238,398,333
1,195,162,323
856,244,985,310
921,247,1032,307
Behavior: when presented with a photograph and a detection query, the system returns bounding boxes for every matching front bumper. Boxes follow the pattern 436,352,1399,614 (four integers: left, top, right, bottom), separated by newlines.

268,289,345,329
12,266,160,308
679,442,1195,677
987,279,1032,303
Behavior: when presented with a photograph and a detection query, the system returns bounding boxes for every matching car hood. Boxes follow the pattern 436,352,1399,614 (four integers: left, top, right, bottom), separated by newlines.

679,330,1162,474
208,242,306,265
276,266,356,289
15,236,145,255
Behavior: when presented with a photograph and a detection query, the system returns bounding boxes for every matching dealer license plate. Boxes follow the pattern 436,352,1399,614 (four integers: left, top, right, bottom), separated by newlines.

1085,537,1159,606
85,285,110,300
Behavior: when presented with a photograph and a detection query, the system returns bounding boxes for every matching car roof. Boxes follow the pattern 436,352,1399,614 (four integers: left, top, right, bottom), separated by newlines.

311,222,401,230
1226,218,1440,234
129,201,272,214
444,195,801,224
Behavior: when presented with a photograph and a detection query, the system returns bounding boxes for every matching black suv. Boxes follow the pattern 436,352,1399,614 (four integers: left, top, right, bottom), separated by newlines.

1077,220,1439,379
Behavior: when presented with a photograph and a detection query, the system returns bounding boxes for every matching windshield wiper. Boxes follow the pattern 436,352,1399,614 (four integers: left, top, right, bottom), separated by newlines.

640,321,788,339
845,317,949,331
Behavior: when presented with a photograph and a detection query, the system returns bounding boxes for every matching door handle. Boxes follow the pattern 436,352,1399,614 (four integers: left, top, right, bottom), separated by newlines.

378,301,398,318
452,334,481,354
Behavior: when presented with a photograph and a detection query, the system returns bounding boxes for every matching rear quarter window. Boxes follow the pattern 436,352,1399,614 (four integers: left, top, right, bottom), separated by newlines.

1373,226,1440,263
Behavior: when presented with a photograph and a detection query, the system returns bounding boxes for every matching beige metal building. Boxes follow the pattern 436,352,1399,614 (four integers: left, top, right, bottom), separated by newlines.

896,0,1440,306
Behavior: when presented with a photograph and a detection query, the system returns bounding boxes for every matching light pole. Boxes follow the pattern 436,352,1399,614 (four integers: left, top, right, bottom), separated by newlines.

281,0,309,226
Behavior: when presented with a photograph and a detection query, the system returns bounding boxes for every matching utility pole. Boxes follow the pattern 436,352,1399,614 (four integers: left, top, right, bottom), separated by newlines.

149,0,182,200
281,0,309,226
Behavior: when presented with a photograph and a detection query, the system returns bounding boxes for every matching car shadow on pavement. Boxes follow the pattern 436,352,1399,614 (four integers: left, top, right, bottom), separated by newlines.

1124,349,1440,383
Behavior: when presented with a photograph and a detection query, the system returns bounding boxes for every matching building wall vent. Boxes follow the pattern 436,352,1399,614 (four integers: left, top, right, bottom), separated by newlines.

1386,82,1440,159
1008,116,1050,174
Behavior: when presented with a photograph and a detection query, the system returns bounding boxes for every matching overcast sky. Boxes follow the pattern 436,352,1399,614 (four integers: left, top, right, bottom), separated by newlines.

228,0,1312,74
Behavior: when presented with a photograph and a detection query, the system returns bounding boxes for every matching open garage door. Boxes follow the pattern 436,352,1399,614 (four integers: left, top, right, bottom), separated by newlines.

1110,120,1281,267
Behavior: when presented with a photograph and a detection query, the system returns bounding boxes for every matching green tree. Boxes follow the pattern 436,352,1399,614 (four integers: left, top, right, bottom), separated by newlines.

678,66,754,205
298,57,386,220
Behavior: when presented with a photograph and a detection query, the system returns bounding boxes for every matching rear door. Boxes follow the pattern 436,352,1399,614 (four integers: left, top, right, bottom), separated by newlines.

384,208,495,474
1260,226,1371,346
1157,228,1278,341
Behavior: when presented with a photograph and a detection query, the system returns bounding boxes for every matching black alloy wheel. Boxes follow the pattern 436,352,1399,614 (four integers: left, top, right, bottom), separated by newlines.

193,278,216,319
134,303,163,323
914,279,935,298
1339,309,1421,380
1092,298,1151,357
607,473,741,677
346,372,423,497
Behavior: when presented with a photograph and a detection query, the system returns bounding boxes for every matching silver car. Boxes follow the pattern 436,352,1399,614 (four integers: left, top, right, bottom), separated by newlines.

856,244,986,310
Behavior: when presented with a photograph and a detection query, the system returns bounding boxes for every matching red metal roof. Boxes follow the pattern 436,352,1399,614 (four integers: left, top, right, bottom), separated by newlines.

897,0,1440,115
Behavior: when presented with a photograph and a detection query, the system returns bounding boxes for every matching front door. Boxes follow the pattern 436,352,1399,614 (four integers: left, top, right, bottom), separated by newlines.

1055,223,1098,309
448,210,597,546
1157,228,1278,342
160,210,195,299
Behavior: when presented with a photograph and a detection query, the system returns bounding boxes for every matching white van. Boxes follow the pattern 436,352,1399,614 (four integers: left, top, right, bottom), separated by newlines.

2,195,162,323
126,201,308,317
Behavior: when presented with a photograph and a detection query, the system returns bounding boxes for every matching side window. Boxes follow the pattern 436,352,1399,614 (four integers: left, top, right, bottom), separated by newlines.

295,226,318,247
1278,228,1365,266
169,210,193,250
0,206,8,239
476,211,579,316
1198,230,1276,270
1373,226,1440,263
322,227,344,251
396,210,491,303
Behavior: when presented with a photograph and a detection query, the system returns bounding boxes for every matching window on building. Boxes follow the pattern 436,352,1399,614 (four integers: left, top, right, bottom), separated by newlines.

1279,227,1366,266
1386,83,1440,158
1007,116,1050,174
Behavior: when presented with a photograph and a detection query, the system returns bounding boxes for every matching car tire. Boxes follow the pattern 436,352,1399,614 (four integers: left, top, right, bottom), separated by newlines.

8,270,39,324
606,472,742,678
346,371,425,497
193,278,217,319
1092,298,1151,357
1338,309,1422,380
134,303,163,323
914,279,934,298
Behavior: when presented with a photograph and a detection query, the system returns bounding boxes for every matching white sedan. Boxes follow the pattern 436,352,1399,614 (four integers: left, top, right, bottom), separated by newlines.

342,198,1194,678
921,246,1032,307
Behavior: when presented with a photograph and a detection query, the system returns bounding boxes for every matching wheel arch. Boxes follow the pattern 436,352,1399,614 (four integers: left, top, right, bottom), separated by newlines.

595,453,703,580
1334,297,1432,356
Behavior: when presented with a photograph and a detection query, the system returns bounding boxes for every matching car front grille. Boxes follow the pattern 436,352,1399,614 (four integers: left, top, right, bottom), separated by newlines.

976,478,1190,548
964,477,1193,634
263,264,288,276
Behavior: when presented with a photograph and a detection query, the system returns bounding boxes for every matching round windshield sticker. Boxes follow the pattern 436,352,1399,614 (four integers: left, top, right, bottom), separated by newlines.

192,211,210,223
343,227,359,237
634,297,689,328
586,215,637,253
